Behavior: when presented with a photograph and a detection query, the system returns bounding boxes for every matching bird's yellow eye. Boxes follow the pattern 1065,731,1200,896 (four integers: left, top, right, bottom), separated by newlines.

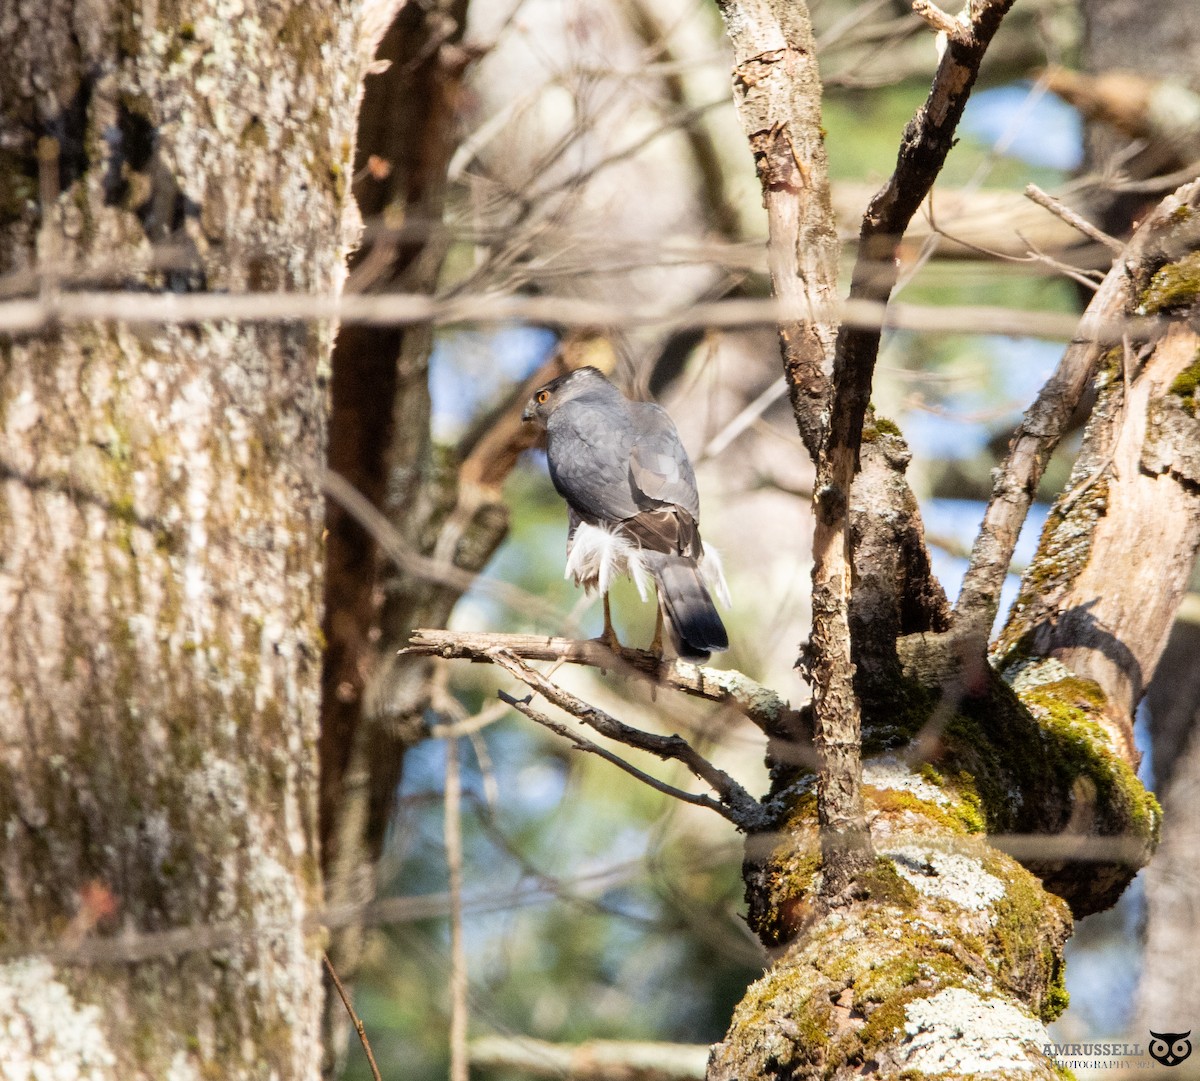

537,390,550,404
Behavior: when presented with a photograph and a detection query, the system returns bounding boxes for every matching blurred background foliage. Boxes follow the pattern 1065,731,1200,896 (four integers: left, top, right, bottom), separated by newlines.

340,0,1184,1074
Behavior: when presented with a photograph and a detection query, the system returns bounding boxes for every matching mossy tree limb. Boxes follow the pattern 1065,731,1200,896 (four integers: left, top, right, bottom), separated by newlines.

715,775,1071,1080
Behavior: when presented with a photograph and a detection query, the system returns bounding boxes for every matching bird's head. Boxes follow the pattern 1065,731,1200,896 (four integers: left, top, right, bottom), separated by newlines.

521,366,612,426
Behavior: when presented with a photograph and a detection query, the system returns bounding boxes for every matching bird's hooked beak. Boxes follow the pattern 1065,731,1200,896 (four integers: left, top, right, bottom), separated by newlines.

521,400,536,423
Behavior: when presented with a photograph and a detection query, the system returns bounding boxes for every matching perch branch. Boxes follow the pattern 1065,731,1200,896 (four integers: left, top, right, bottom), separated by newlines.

488,648,768,831
404,629,808,741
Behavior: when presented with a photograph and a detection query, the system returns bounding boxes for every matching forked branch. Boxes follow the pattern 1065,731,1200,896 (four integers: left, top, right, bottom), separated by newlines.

487,648,769,831
807,0,1019,897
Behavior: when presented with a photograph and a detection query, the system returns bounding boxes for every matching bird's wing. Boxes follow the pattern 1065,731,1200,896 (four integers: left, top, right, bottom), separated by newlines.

546,395,640,522
628,403,700,517
627,402,702,557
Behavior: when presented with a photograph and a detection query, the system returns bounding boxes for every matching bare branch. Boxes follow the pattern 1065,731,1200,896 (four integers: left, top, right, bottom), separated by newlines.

1024,183,1124,253
910,0,971,46
714,0,842,454
470,1036,709,1081
487,648,768,830
0,287,1166,341
324,954,383,1081
444,738,468,1081
834,0,1020,461
993,181,1200,758
498,688,737,821
319,469,566,625
404,628,807,741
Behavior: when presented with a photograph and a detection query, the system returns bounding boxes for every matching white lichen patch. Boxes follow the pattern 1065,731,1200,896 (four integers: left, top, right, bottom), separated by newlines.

1002,656,1075,693
897,987,1048,1074
165,1050,203,1081
864,756,952,805
884,844,1006,912
0,959,117,1079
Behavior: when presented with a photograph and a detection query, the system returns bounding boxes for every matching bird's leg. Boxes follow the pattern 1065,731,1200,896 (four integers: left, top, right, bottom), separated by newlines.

650,602,665,660
600,592,622,654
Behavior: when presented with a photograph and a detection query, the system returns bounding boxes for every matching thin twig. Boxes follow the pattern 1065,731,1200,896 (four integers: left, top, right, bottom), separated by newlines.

1025,183,1124,254
0,283,1165,342
324,952,383,1081
1,814,1155,972
444,737,468,1081
320,469,568,626
952,189,1193,634
498,688,737,821
699,376,788,462
488,648,767,830
910,0,971,45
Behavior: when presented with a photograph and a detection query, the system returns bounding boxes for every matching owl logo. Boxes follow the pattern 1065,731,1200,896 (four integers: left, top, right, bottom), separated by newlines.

1148,1030,1192,1067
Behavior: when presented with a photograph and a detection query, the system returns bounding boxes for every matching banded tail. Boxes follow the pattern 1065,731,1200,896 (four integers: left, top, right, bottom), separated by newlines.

649,555,728,663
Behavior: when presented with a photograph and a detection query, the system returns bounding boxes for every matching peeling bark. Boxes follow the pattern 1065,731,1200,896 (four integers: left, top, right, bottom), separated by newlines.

0,0,362,1076
997,180,1200,759
715,0,840,456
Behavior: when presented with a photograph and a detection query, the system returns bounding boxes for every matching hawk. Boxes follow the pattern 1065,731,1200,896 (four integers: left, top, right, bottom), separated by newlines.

522,366,729,662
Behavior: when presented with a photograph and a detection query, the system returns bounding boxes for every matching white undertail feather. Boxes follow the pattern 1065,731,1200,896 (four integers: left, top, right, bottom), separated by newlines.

700,542,732,608
564,521,651,601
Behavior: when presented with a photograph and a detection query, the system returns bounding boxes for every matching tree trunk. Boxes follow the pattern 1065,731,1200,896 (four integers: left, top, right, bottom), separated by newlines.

705,0,1189,1072
0,1,361,1075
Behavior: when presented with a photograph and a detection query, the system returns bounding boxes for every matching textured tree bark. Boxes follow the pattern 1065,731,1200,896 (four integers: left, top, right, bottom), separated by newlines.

1072,0,1200,1037
0,0,361,1076
714,0,840,457
996,181,1200,762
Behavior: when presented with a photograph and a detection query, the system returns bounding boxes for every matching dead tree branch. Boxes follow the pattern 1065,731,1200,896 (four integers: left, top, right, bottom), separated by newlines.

961,179,1200,649
715,0,842,455
470,1036,709,1081
324,953,384,1081
487,649,769,831
954,280,1124,636
0,287,1167,340
1024,183,1124,253
995,179,1200,759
